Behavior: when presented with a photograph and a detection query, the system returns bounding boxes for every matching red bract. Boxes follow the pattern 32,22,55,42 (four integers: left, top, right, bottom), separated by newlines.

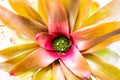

34,0,91,78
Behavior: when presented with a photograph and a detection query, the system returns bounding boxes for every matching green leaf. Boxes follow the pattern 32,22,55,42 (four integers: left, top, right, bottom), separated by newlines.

94,48,120,68
85,54,120,80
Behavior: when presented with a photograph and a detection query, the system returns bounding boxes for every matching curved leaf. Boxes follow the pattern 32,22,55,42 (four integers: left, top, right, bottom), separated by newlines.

38,0,48,25
46,0,69,36
32,66,52,80
82,0,120,27
16,71,35,80
74,0,92,30
0,43,39,58
84,35,120,53
94,48,120,68
85,54,120,80
87,1,100,18
5,48,36,64
60,46,91,78
59,60,81,80
52,61,65,80
61,0,79,32
0,49,36,71
35,32,56,50
8,0,46,25
9,48,58,75
0,6,47,40
71,21,120,52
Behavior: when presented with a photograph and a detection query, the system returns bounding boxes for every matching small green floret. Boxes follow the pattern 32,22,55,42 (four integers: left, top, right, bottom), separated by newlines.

52,36,71,53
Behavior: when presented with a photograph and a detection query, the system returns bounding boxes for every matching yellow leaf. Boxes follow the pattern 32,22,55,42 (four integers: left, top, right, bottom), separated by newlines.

8,0,46,25
74,0,92,31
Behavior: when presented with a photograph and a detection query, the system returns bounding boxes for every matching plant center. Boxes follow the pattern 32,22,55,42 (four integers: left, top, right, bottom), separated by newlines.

52,36,71,53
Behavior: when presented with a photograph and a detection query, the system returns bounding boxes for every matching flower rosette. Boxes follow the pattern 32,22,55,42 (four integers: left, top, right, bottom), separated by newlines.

0,0,120,80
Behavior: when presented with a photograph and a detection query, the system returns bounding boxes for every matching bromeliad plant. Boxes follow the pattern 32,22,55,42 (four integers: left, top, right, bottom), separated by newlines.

0,0,120,80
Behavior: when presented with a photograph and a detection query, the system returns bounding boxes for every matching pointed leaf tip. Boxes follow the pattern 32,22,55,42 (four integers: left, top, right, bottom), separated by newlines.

60,46,91,78
9,72,15,76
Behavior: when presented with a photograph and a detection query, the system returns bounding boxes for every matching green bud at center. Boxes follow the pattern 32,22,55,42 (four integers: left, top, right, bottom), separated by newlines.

52,36,71,53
